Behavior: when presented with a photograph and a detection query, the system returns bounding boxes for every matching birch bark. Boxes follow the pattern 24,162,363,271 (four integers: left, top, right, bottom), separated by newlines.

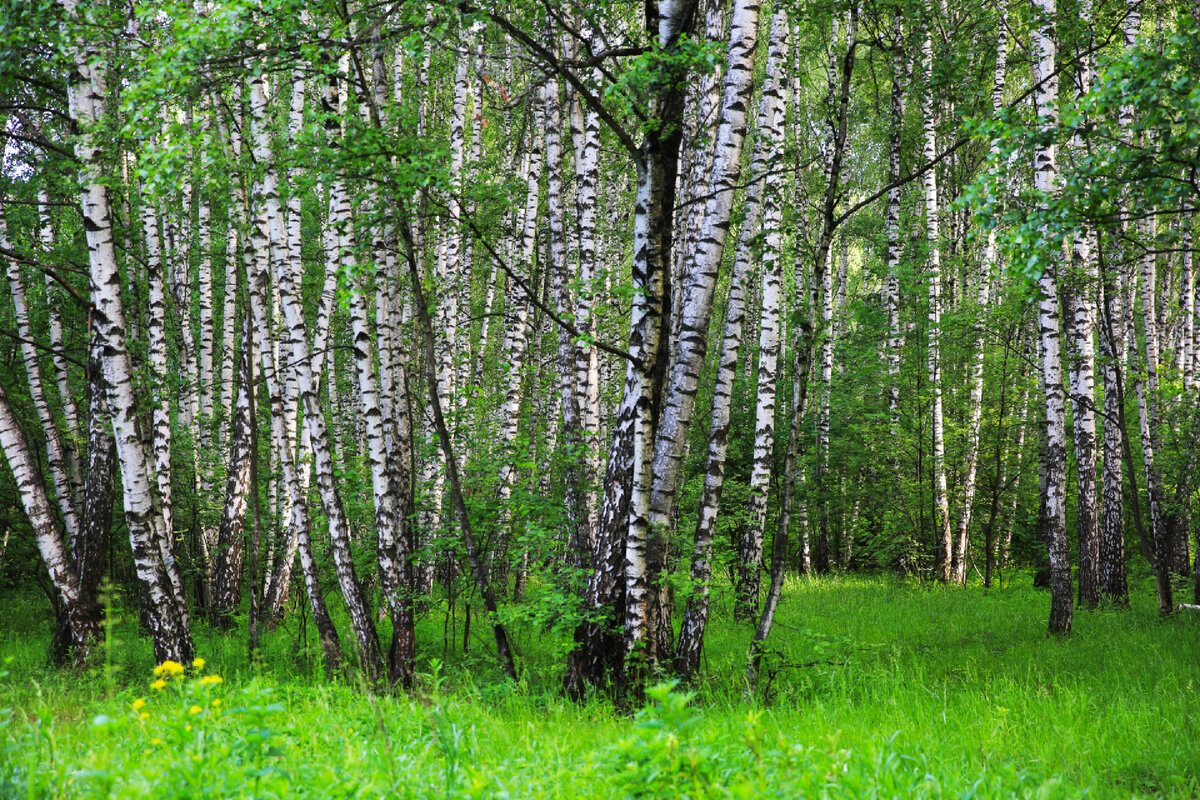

921,2,952,583
950,14,1006,584
1065,1,1101,607
734,12,787,619
1030,0,1073,633
674,11,783,675
61,0,193,662
648,0,763,628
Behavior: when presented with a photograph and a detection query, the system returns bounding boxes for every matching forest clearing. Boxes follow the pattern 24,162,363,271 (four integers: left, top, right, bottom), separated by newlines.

1,0,1199,795
3,575,1198,798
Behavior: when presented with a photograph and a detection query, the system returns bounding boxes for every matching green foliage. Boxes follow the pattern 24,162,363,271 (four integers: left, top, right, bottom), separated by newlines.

3,577,1199,798
604,33,723,137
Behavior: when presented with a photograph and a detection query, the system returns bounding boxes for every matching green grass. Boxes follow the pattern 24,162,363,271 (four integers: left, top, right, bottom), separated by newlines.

1,573,1197,798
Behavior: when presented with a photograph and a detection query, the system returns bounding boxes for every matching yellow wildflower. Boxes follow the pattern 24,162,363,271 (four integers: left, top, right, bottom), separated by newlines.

132,698,146,710
153,660,185,678
185,724,192,732
150,679,167,691
139,712,150,721
192,658,205,670
211,699,222,708
151,738,164,746
200,675,223,686
188,705,202,715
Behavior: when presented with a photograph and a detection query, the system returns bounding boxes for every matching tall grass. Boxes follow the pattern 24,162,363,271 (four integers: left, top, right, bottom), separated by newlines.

1,573,1196,798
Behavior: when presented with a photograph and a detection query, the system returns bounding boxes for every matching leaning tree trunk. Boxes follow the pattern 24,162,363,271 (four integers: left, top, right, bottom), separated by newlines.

747,295,813,693
3,211,83,553
647,0,763,637
61,2,193,662
674,13,784,677
0,379,100,665
290,58,385,683
245,66,344,674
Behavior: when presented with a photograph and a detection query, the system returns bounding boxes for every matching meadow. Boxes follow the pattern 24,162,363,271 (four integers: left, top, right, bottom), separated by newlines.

1,573,1197,799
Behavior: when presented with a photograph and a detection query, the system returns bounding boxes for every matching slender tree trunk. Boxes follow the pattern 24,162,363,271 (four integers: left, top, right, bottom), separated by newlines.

35,191,84,501
735,12,788,620
61,3,193,662
544,63,588,566
211,315,253,628
674,11,784,676
951,14,1007,584
400,214,518,681
921,2,952,583
569,22,604,553
3,213,83,552
1031,0,1073,634
1066,0,1101,607
647,0,763,631
813,3,858,575
746,328,813,695
883,7,906,442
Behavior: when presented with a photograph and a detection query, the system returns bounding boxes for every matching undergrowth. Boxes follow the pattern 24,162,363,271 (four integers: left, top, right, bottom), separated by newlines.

1,572,1197,798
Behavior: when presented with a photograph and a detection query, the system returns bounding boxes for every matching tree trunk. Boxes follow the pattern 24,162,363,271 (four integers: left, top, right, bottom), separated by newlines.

814,4,859,575
61,2,193,663
211,313,254,628
921,2,952,583
674,9,785,677
951,13,1007,585
1031,0,1073,634
735,12,788,620
1065,0,1100,607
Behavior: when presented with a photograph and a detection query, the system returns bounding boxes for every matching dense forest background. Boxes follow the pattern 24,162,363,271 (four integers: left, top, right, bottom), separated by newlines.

0,0,1198,700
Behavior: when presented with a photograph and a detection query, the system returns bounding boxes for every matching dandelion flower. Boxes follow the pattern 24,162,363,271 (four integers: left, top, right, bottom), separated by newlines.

211,699,222,708
132,698,146,710
200,675,223,686
188,705,202,715
151,738,163,746
192,658,205,670
150,679,167,691
153,660,185,678
185,724,192,732
139,712,150,721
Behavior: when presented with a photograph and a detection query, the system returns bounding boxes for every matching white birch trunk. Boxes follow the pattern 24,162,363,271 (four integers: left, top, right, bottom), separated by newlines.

1031,0,1074,632
950,12,1007,584
921,3,953,583
675,11,783,672
734,11,788,619
646,0,764,627
2,209,83,549
1066,1,1101,607
61,2,192,661
36,191,83,492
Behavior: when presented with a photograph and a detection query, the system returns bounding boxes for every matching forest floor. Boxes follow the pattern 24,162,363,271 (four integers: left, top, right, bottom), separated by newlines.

0,572,1197,799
